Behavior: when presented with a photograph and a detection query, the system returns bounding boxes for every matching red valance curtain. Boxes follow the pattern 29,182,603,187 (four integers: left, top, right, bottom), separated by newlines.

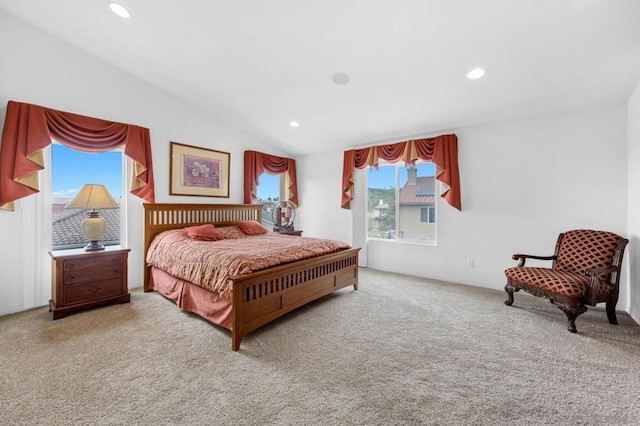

243,150,298,207
0,101,155,210
341,134,461,210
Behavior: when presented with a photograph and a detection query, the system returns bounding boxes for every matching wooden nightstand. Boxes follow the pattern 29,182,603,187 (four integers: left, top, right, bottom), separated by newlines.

49,246,130,319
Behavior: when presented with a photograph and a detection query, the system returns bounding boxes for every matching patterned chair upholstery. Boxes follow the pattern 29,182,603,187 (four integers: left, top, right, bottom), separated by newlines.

504,230,628,333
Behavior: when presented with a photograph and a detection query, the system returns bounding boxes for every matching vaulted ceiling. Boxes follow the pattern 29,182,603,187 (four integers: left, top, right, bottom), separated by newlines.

2,0,640,156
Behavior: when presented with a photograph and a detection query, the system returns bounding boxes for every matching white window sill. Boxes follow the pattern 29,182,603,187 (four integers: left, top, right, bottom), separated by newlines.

368,237,437,247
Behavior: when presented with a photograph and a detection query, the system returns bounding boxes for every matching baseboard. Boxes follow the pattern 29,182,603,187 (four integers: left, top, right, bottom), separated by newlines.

361,266,640,321
361,266,504,293
0,303,47,318
128,281,143,290
629,305,640,325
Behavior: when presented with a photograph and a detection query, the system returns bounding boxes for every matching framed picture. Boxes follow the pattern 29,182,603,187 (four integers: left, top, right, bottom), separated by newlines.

169,142,230,197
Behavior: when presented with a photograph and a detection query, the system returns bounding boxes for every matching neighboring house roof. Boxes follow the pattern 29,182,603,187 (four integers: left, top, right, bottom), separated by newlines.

52,207,120,247
399,176,435,205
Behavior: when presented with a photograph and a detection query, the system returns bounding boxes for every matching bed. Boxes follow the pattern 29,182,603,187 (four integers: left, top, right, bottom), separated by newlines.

143,203,360,351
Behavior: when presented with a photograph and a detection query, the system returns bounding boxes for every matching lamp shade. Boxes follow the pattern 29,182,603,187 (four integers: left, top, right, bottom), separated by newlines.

65,184,119,210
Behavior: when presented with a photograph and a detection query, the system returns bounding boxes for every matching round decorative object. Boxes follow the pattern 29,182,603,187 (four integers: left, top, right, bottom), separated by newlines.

272,201,296,232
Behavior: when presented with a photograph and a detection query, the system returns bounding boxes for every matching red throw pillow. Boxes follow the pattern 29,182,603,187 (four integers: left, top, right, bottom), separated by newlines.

184,224,225,241
237,220,268,235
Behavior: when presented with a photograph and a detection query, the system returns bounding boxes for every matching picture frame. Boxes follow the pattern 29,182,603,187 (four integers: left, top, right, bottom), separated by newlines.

169,142,230,198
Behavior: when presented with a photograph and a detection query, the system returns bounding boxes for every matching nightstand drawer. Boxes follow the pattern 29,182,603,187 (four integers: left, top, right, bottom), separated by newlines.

64,266,123,284
64,278,123,305
63,254,123,271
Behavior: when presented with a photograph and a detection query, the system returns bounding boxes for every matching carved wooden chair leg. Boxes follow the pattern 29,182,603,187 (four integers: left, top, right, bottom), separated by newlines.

555,302,587,333
504,285,515,306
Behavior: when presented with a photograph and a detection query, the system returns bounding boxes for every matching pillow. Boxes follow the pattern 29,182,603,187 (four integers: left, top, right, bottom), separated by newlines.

215,225,247,239
237,220,268,235
183,224,225,241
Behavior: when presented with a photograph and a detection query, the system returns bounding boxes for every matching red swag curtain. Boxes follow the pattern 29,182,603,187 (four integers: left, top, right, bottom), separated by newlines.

244,150,298,207
341,134,461,210
0,101,155,210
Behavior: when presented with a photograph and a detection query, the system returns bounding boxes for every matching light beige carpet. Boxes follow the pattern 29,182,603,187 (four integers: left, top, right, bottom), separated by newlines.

1,268,640,425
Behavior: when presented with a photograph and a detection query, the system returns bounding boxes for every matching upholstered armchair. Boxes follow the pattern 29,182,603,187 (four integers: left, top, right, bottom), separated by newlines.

504,230,628,333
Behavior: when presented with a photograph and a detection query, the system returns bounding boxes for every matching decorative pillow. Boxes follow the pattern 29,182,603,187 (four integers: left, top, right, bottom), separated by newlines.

237,220,268,235
215,225,247,239
183,224,225,241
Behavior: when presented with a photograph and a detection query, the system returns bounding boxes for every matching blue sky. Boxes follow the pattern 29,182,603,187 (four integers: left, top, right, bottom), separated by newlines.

256,172,280,200
51,144,123,198
367,162,435,188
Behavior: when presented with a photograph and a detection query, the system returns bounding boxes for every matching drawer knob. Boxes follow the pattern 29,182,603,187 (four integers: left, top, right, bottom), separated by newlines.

87,287,102,293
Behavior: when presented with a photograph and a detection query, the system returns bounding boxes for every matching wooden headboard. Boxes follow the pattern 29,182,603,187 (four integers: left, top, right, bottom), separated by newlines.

143,203,262,290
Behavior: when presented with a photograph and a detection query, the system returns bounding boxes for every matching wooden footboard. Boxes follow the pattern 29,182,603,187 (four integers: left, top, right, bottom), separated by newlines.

230,247,360,350
143,203,360,351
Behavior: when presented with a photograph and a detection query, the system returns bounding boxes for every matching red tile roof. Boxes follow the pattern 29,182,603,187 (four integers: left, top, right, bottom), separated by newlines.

52,207,121,248
399,176,435,205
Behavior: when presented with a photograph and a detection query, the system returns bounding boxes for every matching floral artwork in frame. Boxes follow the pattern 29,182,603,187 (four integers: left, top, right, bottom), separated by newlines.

170,142,230,197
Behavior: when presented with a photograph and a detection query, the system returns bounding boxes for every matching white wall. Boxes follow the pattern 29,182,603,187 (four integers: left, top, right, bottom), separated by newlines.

0,12,287,315
296,150,353,243
299,103,631,310
627,81,640,323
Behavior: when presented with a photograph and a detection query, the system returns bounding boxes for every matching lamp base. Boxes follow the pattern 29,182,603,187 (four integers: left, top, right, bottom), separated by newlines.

81,212,107,251
84,240,105,252
273,224,294,232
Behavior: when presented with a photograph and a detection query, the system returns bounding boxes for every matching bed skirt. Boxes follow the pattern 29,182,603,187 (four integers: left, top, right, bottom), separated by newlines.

149,266,233,330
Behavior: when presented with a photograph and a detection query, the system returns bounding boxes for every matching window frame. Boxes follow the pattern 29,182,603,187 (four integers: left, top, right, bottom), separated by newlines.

420,206,436,224
255,171,289,229
50,142,127,251
366,161,438,245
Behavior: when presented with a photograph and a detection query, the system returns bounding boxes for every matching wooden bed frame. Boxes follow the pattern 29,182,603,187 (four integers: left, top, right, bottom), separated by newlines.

143,203,360,351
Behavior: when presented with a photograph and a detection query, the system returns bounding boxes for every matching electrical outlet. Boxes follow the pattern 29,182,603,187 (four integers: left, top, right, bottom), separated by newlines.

466,259,474,268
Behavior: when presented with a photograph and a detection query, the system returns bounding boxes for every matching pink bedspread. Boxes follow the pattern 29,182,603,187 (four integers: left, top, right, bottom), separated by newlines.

146,227,351,298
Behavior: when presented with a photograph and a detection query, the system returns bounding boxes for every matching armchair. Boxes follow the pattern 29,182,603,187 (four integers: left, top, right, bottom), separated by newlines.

504,229,628,333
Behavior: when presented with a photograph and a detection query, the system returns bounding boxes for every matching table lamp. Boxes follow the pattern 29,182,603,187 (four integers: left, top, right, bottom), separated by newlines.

65,184,119,251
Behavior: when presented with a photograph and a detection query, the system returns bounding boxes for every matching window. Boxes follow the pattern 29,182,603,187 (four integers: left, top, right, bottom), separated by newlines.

255,172,281,203
255,172,285,229
420,206,436,223
51,144,123,250
367,162,437,243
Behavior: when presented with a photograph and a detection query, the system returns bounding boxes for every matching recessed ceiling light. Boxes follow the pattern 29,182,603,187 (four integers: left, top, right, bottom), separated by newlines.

332,73,350,85
289,121,300,127
109,2,131,19
466,68,485,80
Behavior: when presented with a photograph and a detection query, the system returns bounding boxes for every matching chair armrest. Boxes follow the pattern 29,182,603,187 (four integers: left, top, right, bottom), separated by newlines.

585,266,619,276
585,266,620,305
512,254,556,267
